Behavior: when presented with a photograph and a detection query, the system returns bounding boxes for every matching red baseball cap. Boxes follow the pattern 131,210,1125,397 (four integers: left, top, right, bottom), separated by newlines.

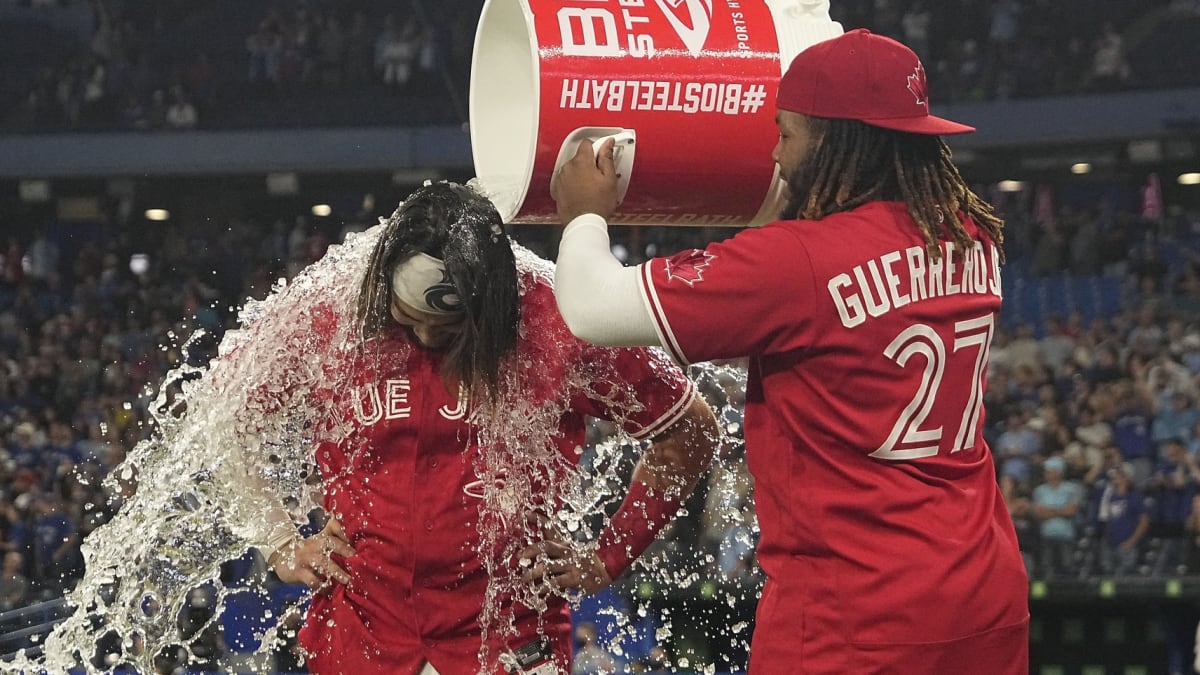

777,29,974,135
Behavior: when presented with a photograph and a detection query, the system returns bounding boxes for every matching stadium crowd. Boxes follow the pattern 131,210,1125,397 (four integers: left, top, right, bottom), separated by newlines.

2,0,1199,132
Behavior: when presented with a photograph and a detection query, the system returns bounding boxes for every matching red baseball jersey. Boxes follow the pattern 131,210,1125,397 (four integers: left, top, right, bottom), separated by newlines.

639,201,1029,673
298,272,695,675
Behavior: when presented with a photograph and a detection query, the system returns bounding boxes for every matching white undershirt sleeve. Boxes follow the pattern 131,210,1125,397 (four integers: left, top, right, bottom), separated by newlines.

554,214,662,347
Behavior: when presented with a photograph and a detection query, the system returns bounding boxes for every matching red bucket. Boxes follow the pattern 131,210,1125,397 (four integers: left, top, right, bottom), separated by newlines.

469,0,843,226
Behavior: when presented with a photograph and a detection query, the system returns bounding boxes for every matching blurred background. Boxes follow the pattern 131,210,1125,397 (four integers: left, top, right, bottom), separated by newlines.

0,0,1198,673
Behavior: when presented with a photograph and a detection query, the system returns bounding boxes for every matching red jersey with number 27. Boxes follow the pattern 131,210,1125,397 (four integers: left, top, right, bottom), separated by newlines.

639,201,1029,674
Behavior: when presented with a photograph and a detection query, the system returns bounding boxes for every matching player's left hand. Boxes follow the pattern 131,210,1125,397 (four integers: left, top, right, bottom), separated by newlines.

551,138,620,225
518,538,612,596
269,516,355,593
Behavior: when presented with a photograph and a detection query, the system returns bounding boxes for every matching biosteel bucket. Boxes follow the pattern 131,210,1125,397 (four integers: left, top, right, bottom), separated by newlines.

469,0,843,226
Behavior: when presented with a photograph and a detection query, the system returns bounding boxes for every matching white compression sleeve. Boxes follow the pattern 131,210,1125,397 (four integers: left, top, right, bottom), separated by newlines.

555,214,662,347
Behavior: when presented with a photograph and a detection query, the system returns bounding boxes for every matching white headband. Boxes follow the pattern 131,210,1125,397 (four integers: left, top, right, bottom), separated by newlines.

391,253,463,315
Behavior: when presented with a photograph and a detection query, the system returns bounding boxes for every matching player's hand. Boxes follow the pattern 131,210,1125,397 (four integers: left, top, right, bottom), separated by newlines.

517,538,612,596
551,138,620,224
270,516,355,593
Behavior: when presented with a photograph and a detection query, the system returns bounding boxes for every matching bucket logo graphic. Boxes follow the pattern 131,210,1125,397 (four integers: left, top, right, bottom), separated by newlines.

654,0,713,56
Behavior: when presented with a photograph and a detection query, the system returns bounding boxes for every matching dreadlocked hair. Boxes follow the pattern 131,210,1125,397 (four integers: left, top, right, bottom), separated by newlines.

356,182,521,404
782,116,1005,262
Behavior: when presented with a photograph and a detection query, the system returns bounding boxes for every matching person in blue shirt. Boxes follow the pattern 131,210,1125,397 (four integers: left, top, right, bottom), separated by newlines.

1033,456,1085,579
1099,462,1150,577
996,410,1044,489
1152,391,1199,451
1150,438,1200,575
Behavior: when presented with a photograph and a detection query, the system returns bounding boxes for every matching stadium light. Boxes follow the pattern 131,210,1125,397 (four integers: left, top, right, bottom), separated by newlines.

1070,163,1091,175
266,172,299,196
144,209,170,221
997,180,1025,192
18,180,50,203
311,204,332,217
1178,173,1200,186
129,254,150,276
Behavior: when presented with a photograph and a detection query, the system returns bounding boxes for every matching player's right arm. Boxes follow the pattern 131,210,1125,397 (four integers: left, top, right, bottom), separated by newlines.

518,392,719,593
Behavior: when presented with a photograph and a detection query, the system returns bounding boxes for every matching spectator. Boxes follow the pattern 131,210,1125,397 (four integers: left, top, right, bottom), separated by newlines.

117,93,148,130
996,409,1044,488
1129,306,1167,361
1073,408,1115,474
1002,474,1040,577
1069,209,1105,275
1111,380,1157,482
1032,220,1069,277
247,16,284,86
164,86,198,130
0,551,30,611
375,14,420,89
9,422,45,471
1150,438,1200,574
30,494,82,594
572,622,617,675
1087,22,1132,92
1153,391,1199,452
145,88,168,130
1040,315,1079,374
631,645,670,673
1098,462,1150,577
1006,322,1044,372
1033,456,1085,579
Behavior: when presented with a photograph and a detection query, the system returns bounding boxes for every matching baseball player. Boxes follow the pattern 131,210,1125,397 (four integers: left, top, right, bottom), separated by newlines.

550,29,1030,674
262,182,719,674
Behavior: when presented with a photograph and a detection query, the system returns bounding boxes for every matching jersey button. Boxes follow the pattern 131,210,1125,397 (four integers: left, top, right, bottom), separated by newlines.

429,458,439,468
424,519,434,531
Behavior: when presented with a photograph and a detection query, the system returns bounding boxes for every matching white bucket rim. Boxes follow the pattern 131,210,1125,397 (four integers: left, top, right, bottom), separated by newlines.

469,0,540,223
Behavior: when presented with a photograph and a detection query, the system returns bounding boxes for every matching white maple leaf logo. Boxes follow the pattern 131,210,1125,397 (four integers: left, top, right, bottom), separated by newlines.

906,62,929,109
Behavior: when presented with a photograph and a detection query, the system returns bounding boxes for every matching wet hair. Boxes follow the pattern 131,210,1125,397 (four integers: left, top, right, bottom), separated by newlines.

356,182,520,403
781,116,1005,262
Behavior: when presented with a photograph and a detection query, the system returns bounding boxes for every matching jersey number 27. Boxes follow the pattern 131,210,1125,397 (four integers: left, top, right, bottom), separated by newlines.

869,314,994,461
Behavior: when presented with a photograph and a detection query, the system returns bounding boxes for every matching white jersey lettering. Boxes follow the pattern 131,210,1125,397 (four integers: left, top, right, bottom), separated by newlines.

439,384,469,421
385,380,412,419
826,241,1003,329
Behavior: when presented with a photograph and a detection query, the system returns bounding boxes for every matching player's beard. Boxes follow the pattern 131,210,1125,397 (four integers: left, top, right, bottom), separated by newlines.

779,191,805,221
776,161,816,221
777,174,808,221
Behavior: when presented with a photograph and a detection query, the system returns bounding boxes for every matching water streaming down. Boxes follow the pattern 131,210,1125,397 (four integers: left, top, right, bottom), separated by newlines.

6,224,378,674
4,211,756,673
584,362,758,672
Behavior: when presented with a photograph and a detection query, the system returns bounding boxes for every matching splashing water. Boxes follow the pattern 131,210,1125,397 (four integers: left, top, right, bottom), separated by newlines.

467,176,531,225
4,219,756,675
6,226,379,674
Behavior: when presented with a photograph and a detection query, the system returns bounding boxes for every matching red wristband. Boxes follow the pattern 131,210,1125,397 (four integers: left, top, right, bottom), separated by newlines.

596,480,684,581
